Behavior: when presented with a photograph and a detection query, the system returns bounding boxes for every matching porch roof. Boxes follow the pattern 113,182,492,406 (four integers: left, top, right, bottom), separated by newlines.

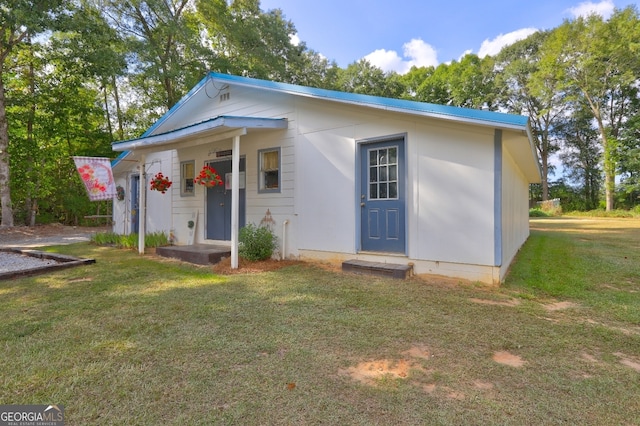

111,115,288,153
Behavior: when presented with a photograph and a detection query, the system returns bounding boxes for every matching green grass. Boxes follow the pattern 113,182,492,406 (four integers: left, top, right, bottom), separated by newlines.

1,218,639,425
90,231,169,248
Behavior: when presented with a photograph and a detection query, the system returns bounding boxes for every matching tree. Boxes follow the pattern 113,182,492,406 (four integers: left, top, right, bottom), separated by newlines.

556,102,602,210
552,7,640,210
0,0,66,226
197,0,304,82
337,59,403,98
100,0,207,112
7,27,113,225
495,31,568,201
617,107,640,207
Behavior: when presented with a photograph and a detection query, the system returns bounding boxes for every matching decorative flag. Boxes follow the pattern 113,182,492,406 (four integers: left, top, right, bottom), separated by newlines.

73,156,116,201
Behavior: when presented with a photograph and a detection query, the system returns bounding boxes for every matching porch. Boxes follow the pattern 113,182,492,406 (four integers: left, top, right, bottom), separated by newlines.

156,244,230,265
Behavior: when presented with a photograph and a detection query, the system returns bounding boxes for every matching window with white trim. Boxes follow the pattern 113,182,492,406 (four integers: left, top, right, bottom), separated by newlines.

258,148,280,193
180,160,195,196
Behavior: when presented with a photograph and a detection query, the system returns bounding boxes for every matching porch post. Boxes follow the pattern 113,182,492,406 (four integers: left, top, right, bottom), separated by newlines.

138,154,146,254
231,135,241,269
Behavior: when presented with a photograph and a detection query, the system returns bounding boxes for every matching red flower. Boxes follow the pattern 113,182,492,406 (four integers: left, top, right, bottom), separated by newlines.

150,172,172,194
194,165,223,187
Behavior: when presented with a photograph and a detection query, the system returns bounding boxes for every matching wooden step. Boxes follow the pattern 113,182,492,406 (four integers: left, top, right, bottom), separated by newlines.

342,259,413,279
156,244,230,265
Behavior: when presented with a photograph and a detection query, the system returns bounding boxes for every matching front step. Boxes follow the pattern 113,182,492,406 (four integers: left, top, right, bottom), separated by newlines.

156,244,230,265
342,259,413,279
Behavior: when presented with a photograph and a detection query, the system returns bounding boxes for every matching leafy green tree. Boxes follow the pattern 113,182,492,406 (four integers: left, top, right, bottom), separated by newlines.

495,31,568,201
337,59,403,98
556,102,602,210
288,49,341,91
448,54,497,109
53,1,128,140
7,32,112,225
100,0,207,112
551,7,640,210
197,0,304,82
0,0,66,226
617,109,640,207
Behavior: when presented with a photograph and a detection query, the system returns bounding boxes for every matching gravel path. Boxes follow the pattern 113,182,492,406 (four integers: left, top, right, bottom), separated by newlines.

0,225,108,249
0,225,108,276
0,251,60,273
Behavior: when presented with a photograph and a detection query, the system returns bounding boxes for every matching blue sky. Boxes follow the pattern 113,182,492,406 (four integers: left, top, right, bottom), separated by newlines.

260,0,638,73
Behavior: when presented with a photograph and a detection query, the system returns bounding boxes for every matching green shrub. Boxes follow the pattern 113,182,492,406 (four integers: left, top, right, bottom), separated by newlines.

91,231,169,249
239,224,278,261
529,208,550,217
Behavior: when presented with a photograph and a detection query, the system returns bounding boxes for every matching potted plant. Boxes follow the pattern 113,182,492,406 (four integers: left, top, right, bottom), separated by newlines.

194,165,223,187
150,172,172,194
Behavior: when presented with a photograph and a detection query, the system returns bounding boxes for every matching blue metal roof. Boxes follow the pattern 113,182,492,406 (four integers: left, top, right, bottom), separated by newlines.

206,72,530,129
112,72,532,168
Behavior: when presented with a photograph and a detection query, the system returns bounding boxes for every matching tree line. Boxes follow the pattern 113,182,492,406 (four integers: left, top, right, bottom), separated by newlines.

1,0,639,226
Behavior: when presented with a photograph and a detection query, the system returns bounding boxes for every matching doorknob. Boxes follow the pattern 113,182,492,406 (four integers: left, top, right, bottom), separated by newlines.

360,202,365,207
220,203,224,206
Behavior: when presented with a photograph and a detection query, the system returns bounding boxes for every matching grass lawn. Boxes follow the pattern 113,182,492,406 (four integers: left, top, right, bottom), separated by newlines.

1,217,639,425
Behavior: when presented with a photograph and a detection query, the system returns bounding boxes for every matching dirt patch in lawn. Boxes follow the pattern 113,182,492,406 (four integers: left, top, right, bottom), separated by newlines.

492,351,526,367
212,257,301,274
339,358,425,385
469,297,521,307
543,301,579,311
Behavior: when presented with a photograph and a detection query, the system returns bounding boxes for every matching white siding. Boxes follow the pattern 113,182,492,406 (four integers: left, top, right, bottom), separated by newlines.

167,88,298,251
412,121,496,265
113,78,537,284
112,151,173,236
500,143,530,279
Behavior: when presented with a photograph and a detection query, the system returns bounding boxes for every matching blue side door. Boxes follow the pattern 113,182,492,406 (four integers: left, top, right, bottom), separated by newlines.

131,175,139,234
206,158,246,240
360,140,405,253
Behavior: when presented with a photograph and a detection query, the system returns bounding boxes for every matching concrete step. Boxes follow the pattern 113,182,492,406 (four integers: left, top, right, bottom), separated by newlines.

342,259,413,279
156,244,230,265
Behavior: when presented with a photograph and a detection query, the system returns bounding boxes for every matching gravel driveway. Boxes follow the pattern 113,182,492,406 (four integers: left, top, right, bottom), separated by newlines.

0,224,109,249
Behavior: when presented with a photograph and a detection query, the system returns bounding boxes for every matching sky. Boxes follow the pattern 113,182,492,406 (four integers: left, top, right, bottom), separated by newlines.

259,0,638,74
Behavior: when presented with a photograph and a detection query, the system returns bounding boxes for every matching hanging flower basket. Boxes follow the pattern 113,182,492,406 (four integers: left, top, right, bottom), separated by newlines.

150,172,172,194
194,165,223,188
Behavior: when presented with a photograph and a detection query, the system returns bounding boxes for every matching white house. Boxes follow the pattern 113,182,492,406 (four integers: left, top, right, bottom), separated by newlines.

111,72,541,284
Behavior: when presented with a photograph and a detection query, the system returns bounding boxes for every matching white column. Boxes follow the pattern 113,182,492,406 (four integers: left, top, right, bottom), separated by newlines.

231,135,241,269
138,154,146,254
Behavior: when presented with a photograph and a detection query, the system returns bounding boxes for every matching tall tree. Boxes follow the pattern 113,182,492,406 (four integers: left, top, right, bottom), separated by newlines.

495,31,568,201
0,0,65,226
100,0,206,112
337,59,403,98
197,0,304,82
551,7,640,210
557,102,602,210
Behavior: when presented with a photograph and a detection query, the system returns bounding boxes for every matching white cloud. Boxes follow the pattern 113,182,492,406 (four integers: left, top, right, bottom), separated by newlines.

568,0,615,19
477,28,538,58
364,38,438,74
290,33,301,46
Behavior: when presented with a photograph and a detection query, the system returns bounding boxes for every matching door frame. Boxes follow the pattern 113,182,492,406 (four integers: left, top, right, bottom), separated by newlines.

356,134,408,254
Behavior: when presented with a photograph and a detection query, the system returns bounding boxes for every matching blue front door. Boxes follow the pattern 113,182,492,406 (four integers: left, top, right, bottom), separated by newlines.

206,158,246,240
360,140,405,253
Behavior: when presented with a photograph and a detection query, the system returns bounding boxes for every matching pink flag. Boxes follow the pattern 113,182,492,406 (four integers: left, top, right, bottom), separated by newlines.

73,157,116,201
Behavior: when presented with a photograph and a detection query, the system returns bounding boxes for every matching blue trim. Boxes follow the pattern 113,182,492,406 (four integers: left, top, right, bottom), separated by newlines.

207,72,529,128
494,130,503,267
111,151,130,168
257,147,281,194
112,116,287,150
